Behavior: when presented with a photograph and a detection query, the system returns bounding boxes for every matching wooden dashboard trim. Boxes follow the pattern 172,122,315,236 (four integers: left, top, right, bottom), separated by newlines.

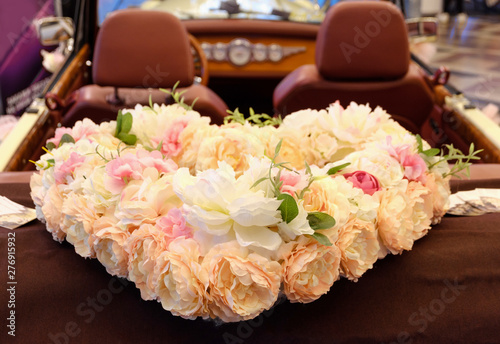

183,19,319,38
3,45,91,171
434,85,500,163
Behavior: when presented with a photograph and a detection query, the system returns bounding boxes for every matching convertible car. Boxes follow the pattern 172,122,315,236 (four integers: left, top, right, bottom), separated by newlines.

0,0,500,171
1,1,500,343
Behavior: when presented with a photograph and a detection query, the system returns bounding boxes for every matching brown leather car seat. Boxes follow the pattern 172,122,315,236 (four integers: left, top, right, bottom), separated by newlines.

273,1,435,136
60,9,228,127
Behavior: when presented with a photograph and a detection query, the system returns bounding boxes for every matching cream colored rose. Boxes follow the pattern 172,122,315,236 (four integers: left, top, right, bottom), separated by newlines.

92,215,130,277
280,236,341,303
327,101,390,145
153,237,210,320
81,165,117,212
115,174,181,229
336,218,379,281
279,109,338,167
125,224,170,301
202,241,281,322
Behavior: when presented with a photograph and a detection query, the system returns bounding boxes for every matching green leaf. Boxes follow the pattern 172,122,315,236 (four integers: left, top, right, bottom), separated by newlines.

310,232,332,246
115,111,123,136
46,142,56,151
422,148,440,157
307,212,336,230
47,159,55,165
277,193,299,223
327,162,350,175
117,133,137,145
274,139,283,159
120,112,133,133
58,133,75,147
250,176,269,189
304,161,312,176
149,94,154,109
156,140,163,151
415,134,424,153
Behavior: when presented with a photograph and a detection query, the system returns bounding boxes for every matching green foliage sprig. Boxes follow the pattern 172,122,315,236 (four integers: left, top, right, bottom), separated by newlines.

160,81,197,111
416,134,482,179
224,107,282,127
251,139,336,246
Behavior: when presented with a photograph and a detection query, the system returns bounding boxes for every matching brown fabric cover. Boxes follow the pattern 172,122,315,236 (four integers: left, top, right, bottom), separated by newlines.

316,1,409,81
61,84,229,126
273,63,434,133
93,9,194,88
1,175,500,343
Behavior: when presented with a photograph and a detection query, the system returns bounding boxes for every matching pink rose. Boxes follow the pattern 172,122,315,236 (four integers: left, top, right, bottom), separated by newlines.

156,208,193,240
105,150,178,194
46,119,98,146
279,169,308,196
104,154,144,194
151,117,189,157
383,137,427,182
54,152,86,184
343,171,380,196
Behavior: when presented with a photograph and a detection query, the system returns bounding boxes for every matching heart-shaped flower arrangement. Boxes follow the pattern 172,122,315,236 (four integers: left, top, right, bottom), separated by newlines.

30,99,477,322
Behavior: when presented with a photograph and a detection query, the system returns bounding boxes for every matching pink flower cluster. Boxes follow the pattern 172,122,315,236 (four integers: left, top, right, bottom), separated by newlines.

105,149,178,194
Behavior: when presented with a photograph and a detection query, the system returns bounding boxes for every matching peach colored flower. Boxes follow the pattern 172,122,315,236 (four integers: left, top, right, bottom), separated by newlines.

269,130,306,170
376,180,415,254
202,241,281,322
336,218,379,281
92,215,130,277
302,176,355,240
41,184,66,242
424,171,451,224
280,236,341,303
406,181,433,242
153,237,210,320
176,121,218,172
195,125,265,174
62,191,100,258
125,224,170,300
